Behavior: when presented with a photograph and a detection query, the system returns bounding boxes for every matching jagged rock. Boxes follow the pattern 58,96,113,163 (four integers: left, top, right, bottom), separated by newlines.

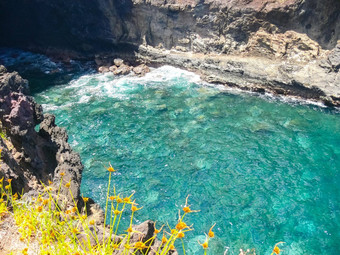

109,65,118,72
113,64,131,75
244,29,322,62
132,64,150,76
327,41,340,72
0,66,84,202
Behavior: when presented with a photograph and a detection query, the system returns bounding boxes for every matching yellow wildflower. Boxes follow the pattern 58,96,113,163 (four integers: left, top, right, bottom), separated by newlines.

271,242,285,255
272,246,280,254
107,163,115,172
198,240,208,249
126,227,133,233
176,221,187,230
208,223,216,238
183,195,199,213
135,241,147,250
177,232,185,238
83,197,89,203
7,179,12,184
89,219,95,225
109,196,116,201
13,193,18,201
161,234,167,244
114,210,122,215
154,222,164,234
131,202,142,212
36,206,43,213
60,172,65,177
65,182,71,188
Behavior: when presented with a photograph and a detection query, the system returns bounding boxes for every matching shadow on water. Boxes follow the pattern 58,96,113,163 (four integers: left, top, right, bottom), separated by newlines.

0,47,95,94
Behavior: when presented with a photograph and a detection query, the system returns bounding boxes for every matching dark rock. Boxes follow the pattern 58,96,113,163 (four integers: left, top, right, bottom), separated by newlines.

0,68,84,203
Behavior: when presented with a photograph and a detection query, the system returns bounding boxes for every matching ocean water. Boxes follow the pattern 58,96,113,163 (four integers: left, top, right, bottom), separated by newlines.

1,49,340,254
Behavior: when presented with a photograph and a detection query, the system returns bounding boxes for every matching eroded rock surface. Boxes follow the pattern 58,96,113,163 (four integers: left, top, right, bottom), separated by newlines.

1,0,338,105
0,65,163,254
0,65,84,200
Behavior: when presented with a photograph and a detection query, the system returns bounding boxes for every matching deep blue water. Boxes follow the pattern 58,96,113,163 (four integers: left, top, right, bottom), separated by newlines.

1,49,340,254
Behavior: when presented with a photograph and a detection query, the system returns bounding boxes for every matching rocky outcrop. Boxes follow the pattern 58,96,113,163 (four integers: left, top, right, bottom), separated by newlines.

0,65,84,199
98,58,150,76
0,65,164,254
136,42,340,106
0,0,338,106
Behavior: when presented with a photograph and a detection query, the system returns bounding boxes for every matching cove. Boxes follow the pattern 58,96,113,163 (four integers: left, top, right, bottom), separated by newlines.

32,66,340,255
1,50,340,254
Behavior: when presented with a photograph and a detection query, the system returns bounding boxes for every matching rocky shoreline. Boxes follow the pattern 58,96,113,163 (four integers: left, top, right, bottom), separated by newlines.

0,66,163,254
94,42,340,107
1,0,338,106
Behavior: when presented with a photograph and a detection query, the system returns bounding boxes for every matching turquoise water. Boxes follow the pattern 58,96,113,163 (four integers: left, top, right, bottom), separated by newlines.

2,50,340,254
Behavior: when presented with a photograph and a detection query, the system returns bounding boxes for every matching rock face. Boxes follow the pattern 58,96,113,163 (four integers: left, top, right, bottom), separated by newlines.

0,65,161,253
0,65,83,200
0,0,339,105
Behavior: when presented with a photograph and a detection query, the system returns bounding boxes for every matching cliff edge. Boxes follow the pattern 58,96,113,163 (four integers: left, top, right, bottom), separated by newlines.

0,0,339,105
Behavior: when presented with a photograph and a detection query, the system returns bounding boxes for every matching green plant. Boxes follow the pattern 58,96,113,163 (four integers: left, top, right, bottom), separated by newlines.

0,164,218,255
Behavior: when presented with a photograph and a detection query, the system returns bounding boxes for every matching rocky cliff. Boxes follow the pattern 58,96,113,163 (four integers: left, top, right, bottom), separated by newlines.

0,65,83,200
0,0,339,104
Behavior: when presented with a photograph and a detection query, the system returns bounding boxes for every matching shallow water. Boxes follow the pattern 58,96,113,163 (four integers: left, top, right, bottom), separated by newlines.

2,50,340,254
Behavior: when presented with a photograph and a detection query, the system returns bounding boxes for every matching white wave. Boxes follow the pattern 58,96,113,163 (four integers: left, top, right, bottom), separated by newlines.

40,65,336,111
41,104,61,111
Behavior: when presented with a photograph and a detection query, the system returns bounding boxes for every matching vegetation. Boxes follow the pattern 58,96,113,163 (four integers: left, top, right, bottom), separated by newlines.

0,153,284,254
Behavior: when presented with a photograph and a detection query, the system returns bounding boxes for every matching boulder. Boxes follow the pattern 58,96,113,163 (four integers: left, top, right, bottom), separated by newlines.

133,64,150,76
109,65,118,72
98,66,110,73
113,58,124,67
113,64,131,75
